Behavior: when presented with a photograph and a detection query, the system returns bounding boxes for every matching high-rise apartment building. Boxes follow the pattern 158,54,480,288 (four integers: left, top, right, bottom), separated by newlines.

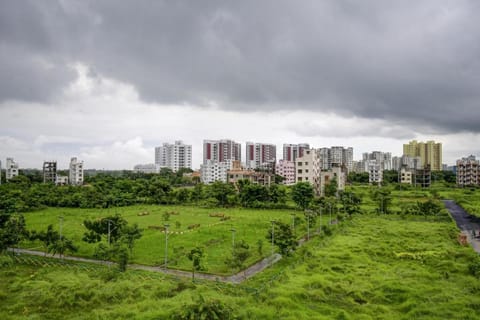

43,161,57,183
456,155,480,187
200,160,232,184
69,157,84,185
316,146,353,172
283,143,309,162
5,158,19,181
403,140,442,171
245,142,276,170
155,141,192,172
361,151,392,171
203,139,241,165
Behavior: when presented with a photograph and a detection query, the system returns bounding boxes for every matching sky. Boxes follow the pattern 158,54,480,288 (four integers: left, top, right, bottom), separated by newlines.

1,0,480,170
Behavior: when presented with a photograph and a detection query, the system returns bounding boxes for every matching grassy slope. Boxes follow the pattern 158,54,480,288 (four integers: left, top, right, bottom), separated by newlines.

3,213,480,319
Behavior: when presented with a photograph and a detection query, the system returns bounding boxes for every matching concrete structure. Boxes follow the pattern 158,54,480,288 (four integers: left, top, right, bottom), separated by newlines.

403,140,442,171
295,149,320,194
245,142,276,170
400,166,413,184
283,143,309,162
415,165,432,188
276,160,295,185
5,158,19,181
69,157,84,185
368,162,383,185
362,151,392,171
456,155,480,187
200,160,232,184
55,175,69,186
43,161,57,183
319,165,346,197
317,148,330,170
133,163,159,174
155,141,192,172
203,139,241,165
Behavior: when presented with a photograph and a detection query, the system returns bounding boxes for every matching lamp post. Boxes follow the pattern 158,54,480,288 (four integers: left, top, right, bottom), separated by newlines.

306,212,310,240
105,219,116,246
270,220,276,258
291,213,296,234
59,216,63,241
230,228,236,252
164,224,169,269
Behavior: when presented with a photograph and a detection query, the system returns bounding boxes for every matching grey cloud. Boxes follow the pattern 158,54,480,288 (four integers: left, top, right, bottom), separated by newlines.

1,0,480,133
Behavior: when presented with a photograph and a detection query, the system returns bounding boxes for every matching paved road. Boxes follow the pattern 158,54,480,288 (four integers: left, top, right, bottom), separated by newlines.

12,248,282,284
443,200,480,253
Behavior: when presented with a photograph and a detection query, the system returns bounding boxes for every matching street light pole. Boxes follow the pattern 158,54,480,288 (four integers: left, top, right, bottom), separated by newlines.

270,220,275,258
307,212,310,240
230,228,236,252
164,224,169,269
59,216,63,241
291,213,296,234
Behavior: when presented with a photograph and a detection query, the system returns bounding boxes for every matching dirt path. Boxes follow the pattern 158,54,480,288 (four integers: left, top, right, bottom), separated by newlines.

443,200,480,253
11,248,282,284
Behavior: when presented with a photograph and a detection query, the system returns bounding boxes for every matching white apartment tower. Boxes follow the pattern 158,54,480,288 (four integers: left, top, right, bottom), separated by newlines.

283,143,310,162
245,142,276,169
6,158,19,181
200,160,232,184
155,141,192,172
69,157,84,185
203,139,241,165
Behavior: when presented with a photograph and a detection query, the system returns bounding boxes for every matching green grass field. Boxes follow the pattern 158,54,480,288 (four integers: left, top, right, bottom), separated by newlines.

22,205,321,274
2,213,480,319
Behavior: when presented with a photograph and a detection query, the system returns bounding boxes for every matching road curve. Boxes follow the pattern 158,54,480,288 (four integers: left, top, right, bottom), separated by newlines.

443,200,480,254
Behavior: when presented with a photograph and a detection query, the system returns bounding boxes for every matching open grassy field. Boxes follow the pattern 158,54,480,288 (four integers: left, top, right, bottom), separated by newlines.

22,205,320,274
2,213,479,319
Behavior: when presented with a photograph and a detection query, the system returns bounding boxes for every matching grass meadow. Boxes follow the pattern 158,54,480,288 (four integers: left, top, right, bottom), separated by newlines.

2,212,480,319
22,205,312,274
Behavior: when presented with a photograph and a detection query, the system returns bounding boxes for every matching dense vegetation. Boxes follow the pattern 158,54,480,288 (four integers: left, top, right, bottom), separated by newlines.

1,214,479,319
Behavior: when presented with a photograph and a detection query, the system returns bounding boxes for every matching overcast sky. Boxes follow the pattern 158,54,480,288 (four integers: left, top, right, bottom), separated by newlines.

1,0,479,170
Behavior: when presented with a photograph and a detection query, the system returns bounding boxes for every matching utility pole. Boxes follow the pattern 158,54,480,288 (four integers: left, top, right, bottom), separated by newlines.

230,228,236,252
306,212,310,240
59,216,63,241
164,224,169,269
270,220,275,259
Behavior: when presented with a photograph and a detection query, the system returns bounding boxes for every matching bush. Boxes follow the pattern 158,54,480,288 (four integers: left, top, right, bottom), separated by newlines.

0,254,13,267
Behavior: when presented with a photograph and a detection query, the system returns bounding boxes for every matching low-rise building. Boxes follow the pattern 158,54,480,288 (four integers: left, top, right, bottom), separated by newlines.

43,161,57,183
456,155,480,187
227,160,274,186
368,162,383,185
55,175,69,186
133,163,159,174
200,160,232,184
400,166,413,184
276,160,295,185
6,158,19,181
319,165,347,197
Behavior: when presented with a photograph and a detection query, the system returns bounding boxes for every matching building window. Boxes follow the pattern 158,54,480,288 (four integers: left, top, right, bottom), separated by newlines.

298,162,302,166
298,169,302,174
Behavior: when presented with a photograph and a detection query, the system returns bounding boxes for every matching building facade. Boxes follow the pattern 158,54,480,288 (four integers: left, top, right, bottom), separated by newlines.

69,157,84,185
368,162,383,185
133,163,158,174
319,165,347,197
276,160,295,185
43,161,57,183
245,142,276,170
5,158,19,181
203,139,241,165
283,143,309,162
295,149,320,194
403,140,442,171
155,140,192,172
200,160,232,184
456,155,480,187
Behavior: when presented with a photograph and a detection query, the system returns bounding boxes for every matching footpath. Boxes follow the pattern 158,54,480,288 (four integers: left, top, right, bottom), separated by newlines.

443,200,480,253
12,248,281,284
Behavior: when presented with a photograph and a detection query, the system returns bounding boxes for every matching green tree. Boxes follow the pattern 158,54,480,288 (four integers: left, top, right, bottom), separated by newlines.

207,181,236,207
371,188,392,214
324,177,338,197
266,221,297,256
0,213,27,253
225,240,251,277
30,224,59,255
187,246,206,280
171,295,235,320
49,237,78,258
291,182,314,211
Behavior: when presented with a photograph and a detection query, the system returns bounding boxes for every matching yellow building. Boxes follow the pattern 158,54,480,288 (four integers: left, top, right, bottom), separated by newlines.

403,140,442,171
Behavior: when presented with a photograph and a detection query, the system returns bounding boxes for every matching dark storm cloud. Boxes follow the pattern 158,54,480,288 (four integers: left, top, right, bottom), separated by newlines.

1,0,480,133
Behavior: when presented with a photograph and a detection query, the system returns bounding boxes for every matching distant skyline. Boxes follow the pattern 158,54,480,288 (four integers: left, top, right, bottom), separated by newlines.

1,1,479,169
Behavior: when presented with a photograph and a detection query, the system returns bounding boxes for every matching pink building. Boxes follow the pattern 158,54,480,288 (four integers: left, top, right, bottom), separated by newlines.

276,159,296,185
